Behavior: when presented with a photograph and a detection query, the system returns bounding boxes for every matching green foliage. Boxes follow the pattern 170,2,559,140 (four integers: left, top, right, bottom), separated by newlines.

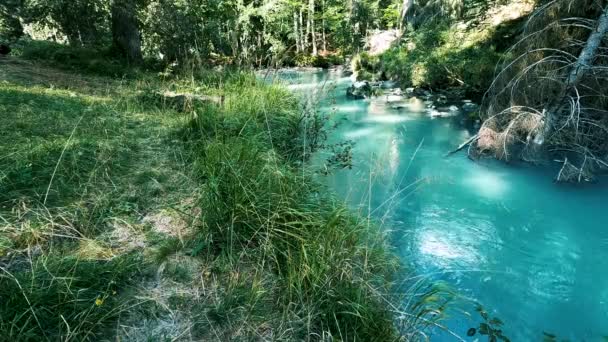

13,39,143,77
0,0,24,42
141,0,228,62
23,0,110,46
292,53,343,68
1,56,403,340
353,52,383,81
377,20,505,96
177,74,398,340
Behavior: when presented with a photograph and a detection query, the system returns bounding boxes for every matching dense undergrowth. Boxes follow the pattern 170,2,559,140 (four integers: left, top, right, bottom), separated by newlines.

0,44,414,340
354,2,532,100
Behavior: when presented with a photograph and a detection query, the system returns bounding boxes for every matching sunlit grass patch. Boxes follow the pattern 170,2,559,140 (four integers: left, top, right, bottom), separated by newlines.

0,57,409,341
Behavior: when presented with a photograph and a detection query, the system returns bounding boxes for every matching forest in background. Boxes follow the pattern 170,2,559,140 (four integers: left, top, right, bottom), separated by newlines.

1,0,517,67
3,0,607,180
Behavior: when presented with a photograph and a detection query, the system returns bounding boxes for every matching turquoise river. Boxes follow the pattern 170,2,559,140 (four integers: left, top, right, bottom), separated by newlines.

270,69,608,341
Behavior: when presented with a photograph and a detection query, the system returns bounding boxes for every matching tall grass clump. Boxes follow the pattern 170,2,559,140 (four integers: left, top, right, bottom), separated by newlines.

1,53,408,340
183,74,400,340
0,252,143,341
1,56,193,340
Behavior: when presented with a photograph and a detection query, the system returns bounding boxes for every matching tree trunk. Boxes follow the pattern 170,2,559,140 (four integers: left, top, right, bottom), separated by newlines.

309,0,317,56
111,0,142,63
321,0,327,52
293,11,301,53
538,4,608,144
299,8,306,52
399,0,413,32
349,0,357,48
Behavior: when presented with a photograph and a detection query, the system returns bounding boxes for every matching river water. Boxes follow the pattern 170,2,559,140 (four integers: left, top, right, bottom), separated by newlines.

271,69,608,341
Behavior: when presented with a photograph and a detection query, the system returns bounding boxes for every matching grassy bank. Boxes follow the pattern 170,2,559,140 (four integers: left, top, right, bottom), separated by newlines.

0,50,406,340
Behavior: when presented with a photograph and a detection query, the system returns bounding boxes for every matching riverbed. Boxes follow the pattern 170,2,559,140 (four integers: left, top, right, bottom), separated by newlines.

270,69,608,341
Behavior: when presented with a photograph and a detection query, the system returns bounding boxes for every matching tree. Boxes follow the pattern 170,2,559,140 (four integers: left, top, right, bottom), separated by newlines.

308,0,317,55
477,0,608,180
111,0,142,62
538,4,608,145
0,0,25,42
23,0,109,46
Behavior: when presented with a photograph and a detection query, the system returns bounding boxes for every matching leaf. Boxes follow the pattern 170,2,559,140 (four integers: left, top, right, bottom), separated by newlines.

479,323,490,335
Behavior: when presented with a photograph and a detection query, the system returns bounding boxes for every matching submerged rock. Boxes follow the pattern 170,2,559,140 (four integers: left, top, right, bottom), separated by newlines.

347,81,372,99
462,101,480,112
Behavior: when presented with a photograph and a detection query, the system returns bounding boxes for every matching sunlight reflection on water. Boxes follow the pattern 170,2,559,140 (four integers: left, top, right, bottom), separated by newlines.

272,69,608,342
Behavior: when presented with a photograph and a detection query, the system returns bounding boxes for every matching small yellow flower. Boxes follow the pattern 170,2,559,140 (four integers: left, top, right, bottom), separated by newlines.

95,298,104,307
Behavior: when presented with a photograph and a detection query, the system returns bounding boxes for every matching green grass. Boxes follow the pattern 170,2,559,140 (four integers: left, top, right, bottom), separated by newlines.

0,53,408,340
0,252,143,341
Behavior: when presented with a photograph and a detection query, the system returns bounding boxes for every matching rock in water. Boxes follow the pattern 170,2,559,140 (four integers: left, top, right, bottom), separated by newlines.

467,328,477,336
380,80,398,89
0,44,11,56
346,81,372,99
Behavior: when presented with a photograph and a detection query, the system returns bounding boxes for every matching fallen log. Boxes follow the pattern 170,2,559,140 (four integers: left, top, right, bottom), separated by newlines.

445,134,479,157
145,91,224,112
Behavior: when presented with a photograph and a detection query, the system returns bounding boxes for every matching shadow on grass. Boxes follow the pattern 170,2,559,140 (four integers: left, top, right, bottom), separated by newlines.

0,85,189,229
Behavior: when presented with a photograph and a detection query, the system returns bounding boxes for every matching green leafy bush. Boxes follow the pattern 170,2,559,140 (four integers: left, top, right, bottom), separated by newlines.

13,39,144,77
364,21,507,97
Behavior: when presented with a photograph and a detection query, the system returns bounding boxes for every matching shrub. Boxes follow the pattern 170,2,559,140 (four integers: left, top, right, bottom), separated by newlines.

180,74,399,340
13,39,144,77
376,21,506,97
292,53,342,68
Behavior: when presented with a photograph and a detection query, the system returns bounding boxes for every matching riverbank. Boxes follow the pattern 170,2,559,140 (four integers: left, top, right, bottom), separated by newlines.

351,1,534,102
0,56,404,340
298,68,608,341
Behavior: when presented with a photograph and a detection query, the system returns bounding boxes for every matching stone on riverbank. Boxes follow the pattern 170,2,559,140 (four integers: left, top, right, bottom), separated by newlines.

347,81,372,99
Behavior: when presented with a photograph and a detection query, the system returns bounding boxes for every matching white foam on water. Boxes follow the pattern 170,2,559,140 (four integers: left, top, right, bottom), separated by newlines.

337,104,367,113
465,168,509,198
363,114,411,124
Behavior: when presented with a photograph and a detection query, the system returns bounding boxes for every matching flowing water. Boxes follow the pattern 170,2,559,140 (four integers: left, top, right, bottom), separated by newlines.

270,69,608,341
